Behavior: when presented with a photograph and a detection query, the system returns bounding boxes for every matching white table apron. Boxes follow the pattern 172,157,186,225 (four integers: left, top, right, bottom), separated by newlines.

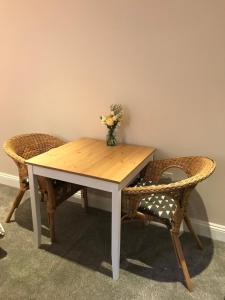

27,153,153,280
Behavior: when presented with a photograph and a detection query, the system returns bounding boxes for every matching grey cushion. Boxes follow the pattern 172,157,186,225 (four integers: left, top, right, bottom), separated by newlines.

133,178,177,220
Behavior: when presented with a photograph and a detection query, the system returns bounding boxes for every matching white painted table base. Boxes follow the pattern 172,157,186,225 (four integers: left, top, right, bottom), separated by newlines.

28,153,153,280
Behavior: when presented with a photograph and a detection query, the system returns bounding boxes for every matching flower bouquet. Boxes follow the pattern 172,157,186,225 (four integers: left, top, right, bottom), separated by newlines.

100,104,123,146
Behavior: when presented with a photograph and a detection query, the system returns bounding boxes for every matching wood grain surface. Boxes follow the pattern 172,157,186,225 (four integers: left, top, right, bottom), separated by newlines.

26,138,155,183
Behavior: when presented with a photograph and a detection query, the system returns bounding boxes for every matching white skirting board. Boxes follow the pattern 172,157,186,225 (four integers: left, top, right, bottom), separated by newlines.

1,171,225,243
183,218,225,243
0,172,19,188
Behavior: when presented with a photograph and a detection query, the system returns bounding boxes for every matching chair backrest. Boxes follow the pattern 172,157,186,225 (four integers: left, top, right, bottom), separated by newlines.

167,156,215,177
3,133,65,183
145,156,216,188
4,133,64,161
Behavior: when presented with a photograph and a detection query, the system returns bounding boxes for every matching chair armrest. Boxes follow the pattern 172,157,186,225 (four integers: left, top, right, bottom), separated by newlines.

123,174,204,195
3,142,26,165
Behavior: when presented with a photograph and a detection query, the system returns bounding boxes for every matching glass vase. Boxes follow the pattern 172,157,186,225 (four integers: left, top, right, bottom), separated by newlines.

106,127,117,146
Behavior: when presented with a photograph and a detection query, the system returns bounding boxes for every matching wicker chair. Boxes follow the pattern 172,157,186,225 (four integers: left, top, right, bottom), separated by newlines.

3,133,88,242
122,156,216,291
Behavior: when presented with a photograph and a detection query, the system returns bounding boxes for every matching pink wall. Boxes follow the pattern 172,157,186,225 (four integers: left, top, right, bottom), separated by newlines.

1,1,225,225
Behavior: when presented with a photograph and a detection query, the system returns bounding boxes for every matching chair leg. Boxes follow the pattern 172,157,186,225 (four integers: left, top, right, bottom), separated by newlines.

171,231,193,292
184,215,203,249
82,187,88,213
40,192,45,202
170,230,181,268
48,212,56,243
5,188,26,223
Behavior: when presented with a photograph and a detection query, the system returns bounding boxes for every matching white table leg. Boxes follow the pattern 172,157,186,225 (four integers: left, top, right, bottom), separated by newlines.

28,165,41,247
111,188,121,280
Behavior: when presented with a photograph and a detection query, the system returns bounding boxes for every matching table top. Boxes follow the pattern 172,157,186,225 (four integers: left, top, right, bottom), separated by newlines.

26,137,155,183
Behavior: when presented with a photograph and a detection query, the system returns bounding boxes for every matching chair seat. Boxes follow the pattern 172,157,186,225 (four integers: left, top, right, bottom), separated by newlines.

52,180,82,205
134,178,177,220
138,193,177,219
24,177,81,205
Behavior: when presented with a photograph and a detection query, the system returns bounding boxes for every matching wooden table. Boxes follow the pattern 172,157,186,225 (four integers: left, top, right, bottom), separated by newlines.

26,137,155,280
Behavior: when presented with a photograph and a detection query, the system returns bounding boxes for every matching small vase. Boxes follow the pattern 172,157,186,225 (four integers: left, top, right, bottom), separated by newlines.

106,127,117,146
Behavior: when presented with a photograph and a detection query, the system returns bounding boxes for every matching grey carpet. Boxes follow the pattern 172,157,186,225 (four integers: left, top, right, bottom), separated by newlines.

0,184,225,300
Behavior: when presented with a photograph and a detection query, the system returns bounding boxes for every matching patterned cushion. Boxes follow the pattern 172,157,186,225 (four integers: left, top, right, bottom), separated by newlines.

135,178,154,187
134,178,177,220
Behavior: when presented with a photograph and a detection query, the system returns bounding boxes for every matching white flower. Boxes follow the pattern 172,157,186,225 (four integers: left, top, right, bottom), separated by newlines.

106,117,114,126
100,104,123,128
101,115,106,122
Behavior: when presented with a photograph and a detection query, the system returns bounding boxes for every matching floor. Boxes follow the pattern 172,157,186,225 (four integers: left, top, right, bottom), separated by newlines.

0,184,225,300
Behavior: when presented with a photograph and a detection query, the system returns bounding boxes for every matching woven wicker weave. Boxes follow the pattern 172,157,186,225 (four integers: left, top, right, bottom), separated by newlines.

3,133,88,242
122,156,216,291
